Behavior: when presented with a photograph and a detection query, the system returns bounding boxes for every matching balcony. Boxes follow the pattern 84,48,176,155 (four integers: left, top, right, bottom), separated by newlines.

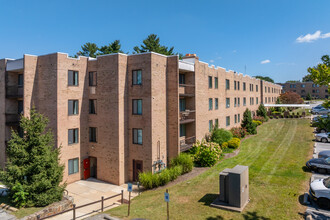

6,86,23,99
179,84,195,97
6,113,20,126
180,136,196,152
180,110,195,124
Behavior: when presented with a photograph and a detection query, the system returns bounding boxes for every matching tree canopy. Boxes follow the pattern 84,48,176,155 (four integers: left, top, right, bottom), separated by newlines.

133,34,176,56
279,91,304,104
254,76,274,83
306,55,330,86
302,74,313,82
75,40,124,58
285,80,300,83
0,109,65,207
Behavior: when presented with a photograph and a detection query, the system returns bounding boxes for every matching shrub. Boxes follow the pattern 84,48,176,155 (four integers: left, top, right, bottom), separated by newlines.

210,128,233,145
168,165,183,181
252,120,262,126
253,116,265,123
275,116,279,119
221,142,228,149
170,153,193,174
228,138,241,149
269,116,273,119
230,127,248,139
190,140,222,167
256,104,268,121
139,172,154,189
241,108,257,135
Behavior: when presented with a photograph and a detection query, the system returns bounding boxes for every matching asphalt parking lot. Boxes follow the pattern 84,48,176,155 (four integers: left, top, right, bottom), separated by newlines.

305,114,330,219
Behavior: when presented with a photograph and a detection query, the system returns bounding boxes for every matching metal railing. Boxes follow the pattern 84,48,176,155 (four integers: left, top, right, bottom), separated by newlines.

180,136,196,152
39,190,124,220
179,110,195,122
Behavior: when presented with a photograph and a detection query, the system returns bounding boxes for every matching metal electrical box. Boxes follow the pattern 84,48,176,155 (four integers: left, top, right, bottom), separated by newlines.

211,165,249,212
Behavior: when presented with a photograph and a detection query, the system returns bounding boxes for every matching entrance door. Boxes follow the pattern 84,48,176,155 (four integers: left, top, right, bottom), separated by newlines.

133,160,143,182
83,158,90,180
89,157,97,178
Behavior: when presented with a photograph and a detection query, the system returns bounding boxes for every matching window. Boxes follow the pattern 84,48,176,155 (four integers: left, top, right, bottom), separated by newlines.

238,97,240,107
234,81,237,90
265,86,267,93
256,97,259,104
235,114,237,123
18,74,23,87
226,79,230,90
256,85,258,92
268,87,270,93
250,84,253,91
238,114,240,122
133,70,142,85
301,84,305,88
89,99,97,114
226,98,230,108
68,100,79,115
180,124,186,137
265,97,267,103
68,128,79,144
215,98,219,110
209,98,213,110
234,98,237,107
250,97,252,105
316,89,319,93
243,97,246,106
180,99,186,112
209,120,213,132
89,72,97,86
226,116,230,126
237,81,240,90
68,158,79,175
312,90,315,93
208,76,212,89
268,97,270,103
243,82,246,91
133,99,143,115
252,97,254,105
301,90,305,93
215,77,218,89
215,119,219,128
68,70,79,86
179,74,185,84
89,127,97,142
133,129,143,144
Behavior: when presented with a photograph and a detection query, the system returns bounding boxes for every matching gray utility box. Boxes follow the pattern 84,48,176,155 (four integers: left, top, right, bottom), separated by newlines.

211,165,249,212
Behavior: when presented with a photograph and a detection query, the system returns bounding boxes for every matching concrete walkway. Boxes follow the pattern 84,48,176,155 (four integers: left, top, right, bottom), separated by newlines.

49,178,139,220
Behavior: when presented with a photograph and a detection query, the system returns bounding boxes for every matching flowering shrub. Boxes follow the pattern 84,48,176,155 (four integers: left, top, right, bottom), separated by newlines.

253,116,265,122
190,139,222,167
230,127,248,139
228,138,241,149
252,120,262,126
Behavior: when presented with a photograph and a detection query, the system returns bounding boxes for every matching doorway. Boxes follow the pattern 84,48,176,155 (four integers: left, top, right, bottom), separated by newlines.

133,160,143,182
90,157,97,178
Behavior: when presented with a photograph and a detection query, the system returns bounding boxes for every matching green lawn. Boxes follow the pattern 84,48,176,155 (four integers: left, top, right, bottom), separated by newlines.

107,119,314,220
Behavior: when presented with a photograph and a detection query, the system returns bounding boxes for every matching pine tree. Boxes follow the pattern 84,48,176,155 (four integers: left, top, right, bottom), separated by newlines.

98,40,123,55
1,109,65,207
241,108,257,135
133,34,175,55
256,104,269,120
76,42,99,58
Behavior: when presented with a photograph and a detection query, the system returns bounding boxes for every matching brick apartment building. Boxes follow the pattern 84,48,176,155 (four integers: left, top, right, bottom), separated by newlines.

0,52,281,185
279,82,329,99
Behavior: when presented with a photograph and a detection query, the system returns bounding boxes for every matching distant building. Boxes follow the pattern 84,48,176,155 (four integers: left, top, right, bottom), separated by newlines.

279,82,328,99
0,52,281,185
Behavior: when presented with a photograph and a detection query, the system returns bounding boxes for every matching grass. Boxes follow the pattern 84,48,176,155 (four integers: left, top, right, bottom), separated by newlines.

292,108,311,116
0,196,44,218
107,119,314,220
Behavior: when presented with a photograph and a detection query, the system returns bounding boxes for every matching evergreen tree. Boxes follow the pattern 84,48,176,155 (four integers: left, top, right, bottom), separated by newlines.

98,40,123,55
306,93,312,100
1,109,65,207
274,97,284,112
76,42,99,58
241,108,257,135
256,104,268,119
133,34,175,55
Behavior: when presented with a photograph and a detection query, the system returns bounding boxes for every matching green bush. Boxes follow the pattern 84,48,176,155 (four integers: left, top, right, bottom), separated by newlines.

252,120,262,126
256,104,269,121
190,140,222,167
170,154,193,174
139,172,154,189
230,127,248,139
228,138,241,149
169,165,183,181
221,142,228,149
241,108,257,135
275,116,279,119
210,128,233,145
269,116,273,119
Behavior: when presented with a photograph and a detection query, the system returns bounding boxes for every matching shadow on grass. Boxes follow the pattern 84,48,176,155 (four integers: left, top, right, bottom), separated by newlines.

206,215,224,220
242,211,271,220
198,194,218,206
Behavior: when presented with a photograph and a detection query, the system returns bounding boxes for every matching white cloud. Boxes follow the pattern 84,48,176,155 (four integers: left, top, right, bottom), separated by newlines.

296,30,330,43
232,50,237,53
210,60,214,63
261,59,271,64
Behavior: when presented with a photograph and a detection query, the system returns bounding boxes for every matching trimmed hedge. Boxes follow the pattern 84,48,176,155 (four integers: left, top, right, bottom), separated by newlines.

228,137,241,149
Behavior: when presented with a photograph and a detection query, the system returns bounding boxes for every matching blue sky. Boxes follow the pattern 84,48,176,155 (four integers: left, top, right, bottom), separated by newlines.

0,0,329,83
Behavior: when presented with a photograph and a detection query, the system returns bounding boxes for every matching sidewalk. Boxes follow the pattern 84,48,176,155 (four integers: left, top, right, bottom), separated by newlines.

49,178,139,220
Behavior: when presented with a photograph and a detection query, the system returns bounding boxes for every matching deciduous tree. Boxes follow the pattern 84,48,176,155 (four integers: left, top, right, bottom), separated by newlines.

279,91,304,104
